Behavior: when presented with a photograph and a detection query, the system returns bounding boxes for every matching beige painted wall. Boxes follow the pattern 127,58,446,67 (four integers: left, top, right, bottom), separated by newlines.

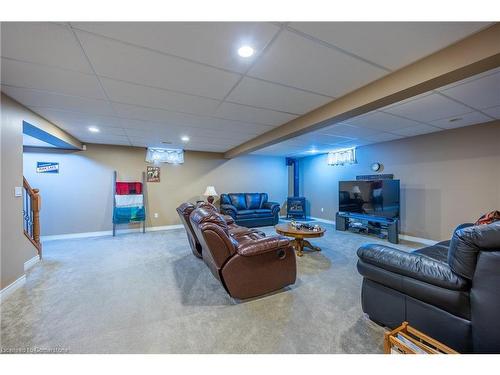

1,94,39,289
23,144,288,236
300,121,500,241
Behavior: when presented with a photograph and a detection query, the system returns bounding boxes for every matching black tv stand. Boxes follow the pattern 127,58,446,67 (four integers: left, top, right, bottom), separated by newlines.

335,212,399,244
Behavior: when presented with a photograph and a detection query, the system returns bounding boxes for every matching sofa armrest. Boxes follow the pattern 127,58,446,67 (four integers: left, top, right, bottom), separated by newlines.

357,244,469,291
262,201,280,213
222,215,235,225
220,204,237,218
237,236,290,257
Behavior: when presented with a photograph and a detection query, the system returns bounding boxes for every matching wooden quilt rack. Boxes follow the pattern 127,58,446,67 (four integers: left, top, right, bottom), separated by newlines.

112,171,146,236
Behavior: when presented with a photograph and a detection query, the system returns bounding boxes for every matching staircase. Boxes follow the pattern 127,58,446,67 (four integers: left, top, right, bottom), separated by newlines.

23,177,42,259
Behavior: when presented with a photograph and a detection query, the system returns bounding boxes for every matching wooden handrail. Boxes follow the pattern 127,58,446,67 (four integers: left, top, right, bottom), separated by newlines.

23,177,42,259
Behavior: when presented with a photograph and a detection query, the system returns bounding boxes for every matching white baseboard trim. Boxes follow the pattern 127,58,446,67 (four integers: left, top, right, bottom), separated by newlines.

282,216,436,246
309,216,336,225
24,256,40,271
41,224,184,242
279,216,336,225
0,274,26,303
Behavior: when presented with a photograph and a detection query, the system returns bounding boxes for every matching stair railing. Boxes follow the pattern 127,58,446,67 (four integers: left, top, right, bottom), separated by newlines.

23,177,42,259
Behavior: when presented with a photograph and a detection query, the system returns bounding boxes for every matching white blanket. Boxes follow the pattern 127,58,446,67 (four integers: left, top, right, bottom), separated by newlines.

115,194,143,207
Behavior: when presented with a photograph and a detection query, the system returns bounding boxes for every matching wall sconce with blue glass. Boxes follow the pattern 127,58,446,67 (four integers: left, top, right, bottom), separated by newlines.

327,148,356,166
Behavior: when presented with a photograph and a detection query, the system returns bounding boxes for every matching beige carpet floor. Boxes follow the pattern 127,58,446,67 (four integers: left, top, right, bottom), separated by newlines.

0,222,421,353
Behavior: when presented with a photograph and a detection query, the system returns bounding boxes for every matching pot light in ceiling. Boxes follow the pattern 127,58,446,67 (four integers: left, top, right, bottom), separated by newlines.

88,126,100,133
237,45,255,58
181,135,190,142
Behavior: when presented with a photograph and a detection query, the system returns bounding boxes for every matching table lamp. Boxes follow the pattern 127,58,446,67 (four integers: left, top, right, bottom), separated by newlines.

352,185,361,199
203,185,218,204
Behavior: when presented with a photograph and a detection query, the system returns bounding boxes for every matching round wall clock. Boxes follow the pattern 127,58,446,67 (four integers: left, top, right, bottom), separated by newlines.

371,162,382,172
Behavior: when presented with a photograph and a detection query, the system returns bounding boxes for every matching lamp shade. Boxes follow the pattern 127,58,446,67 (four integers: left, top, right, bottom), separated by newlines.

203,186,218,197
352,186,361,194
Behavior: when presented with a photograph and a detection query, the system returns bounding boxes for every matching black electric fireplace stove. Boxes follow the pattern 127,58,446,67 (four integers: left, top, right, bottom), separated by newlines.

287,197,306,219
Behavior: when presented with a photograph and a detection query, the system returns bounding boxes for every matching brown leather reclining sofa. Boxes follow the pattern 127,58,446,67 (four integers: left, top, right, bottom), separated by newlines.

176,202,296,299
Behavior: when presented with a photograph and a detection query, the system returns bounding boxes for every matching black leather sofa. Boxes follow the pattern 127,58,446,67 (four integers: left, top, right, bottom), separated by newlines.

357,222,500,353
220,193,280,228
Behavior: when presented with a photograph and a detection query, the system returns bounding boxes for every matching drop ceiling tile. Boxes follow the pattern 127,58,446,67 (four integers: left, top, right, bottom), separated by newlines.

291,132,355,146
439,71,500,110
1,58,106,99
381,91,434,110
112,102,273,135
1,22,93,73
226,77,331,114
334,139,374,149
71,22,279,73
1,85,115,116
248,30,387,97
128,135,235,150
214,102,296,126
389,124,442,137
252,143,301,157
362,132,404,142
345,111,424,131
482,105,500,119
429,111,493,129
319,123,378,138
27,107,124,131
383,93,473,122
62,125,127,137
79,134,131,145
124,126,250,143
102,78,220,115
130,138,228,152
76,30,241,99
288,22,490,70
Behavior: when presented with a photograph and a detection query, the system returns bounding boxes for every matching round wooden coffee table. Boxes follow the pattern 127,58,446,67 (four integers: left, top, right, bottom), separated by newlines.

275,223,326,257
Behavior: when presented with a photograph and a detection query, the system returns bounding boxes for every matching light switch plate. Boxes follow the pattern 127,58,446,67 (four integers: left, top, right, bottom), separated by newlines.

14,186,22,197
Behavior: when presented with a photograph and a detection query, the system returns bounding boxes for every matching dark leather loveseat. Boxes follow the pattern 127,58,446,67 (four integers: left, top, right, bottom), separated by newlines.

176,202,296,299
357,222,500,353
219,193,280,228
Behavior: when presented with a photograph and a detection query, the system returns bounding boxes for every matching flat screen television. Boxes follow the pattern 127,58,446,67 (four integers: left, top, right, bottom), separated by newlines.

338,179,400,220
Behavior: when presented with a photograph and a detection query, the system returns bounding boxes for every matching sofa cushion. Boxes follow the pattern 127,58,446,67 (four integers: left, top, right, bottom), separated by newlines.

229,194,247,210
254,208,272,214
236,209,255,216
413,243,449,263
358,244,469,291
246,193,262,210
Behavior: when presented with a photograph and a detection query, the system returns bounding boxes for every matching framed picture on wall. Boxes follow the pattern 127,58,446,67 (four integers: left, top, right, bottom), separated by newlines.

147,166,160,182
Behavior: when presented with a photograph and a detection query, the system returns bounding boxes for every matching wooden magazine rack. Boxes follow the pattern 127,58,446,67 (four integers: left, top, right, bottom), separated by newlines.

384,322,458,354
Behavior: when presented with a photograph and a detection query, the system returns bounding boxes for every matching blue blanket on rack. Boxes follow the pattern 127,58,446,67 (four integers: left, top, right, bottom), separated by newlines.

113,206,145,224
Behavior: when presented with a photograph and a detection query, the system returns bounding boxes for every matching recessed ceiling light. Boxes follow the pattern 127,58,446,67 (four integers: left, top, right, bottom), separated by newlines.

88,126,100,133
181,136,190,142
237,45,255,58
